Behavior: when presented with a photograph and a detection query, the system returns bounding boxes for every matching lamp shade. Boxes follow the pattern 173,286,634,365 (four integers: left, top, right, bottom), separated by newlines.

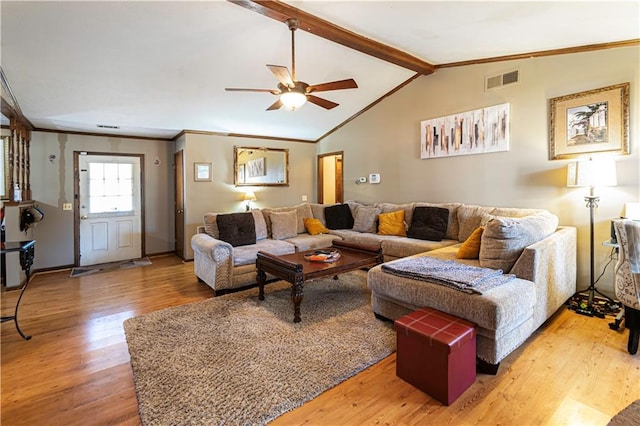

567,157,617,188
243,191,257,202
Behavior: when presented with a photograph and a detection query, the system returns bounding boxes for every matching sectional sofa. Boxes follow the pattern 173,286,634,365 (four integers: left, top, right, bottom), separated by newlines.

191,201,576,371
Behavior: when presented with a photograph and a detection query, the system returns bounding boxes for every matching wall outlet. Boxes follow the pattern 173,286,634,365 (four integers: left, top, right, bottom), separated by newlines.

63,203,73,211
301,195,308,201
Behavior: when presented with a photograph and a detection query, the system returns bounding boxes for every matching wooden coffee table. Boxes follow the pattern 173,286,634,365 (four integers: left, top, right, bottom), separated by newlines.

256,240,383,323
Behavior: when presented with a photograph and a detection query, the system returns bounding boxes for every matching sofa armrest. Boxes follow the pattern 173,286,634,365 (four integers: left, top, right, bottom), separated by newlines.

510,226,577,328
191,233,234,291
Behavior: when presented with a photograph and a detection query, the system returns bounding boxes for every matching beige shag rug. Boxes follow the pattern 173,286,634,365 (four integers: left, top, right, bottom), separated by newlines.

124,270,395,425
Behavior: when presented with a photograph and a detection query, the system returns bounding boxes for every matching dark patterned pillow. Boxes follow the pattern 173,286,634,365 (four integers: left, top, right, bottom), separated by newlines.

407,206,449,241
324,204,354,230
217,213,256,247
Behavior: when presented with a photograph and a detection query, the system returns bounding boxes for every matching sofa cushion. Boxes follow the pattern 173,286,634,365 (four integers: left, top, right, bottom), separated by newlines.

407,206,449,241
378,210,407,237
251,209,268,240
217,213,256,247
381,237,458,259
325,204,354,229
285,233,339,252
232,239,296,266
270,210,298,240
457,204,546,242
480,211,559,272
304,217,330,235
309,203,337,226
294,203,314,234
457,227,484,259
353,206,381,233
203,213,220,239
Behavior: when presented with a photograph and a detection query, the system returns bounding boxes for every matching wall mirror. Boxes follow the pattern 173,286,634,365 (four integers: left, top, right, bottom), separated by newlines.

234,146,289,186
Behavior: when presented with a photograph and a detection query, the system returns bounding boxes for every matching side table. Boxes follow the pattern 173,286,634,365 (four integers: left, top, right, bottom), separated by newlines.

1,240,36,340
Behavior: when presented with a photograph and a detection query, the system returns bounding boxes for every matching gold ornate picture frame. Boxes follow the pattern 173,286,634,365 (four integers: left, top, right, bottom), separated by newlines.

549,82,629,160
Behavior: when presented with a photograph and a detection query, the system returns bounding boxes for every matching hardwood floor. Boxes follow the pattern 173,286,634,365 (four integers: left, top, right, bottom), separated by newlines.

2,254,638,425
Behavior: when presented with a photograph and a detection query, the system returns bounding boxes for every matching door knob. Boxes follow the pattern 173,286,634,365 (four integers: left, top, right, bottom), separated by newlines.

80,215,88,220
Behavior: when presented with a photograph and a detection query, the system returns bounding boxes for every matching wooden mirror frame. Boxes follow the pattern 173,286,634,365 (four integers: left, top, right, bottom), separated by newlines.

234,146,289,187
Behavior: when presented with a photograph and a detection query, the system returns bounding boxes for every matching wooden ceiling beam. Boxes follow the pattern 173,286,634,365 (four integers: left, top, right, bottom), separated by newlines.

228,0,435,75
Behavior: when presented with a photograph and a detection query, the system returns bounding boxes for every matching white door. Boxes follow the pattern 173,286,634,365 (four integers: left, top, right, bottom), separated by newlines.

78,154,142,266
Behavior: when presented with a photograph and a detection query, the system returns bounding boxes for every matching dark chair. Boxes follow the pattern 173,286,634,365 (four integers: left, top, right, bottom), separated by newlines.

613,219,640,354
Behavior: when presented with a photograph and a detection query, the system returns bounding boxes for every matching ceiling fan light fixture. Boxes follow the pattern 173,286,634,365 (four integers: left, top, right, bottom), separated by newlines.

280,90,307,110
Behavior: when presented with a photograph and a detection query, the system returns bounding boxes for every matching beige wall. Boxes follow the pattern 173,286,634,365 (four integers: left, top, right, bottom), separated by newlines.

28,131,175,269
317,46,640,297
180,132,316,259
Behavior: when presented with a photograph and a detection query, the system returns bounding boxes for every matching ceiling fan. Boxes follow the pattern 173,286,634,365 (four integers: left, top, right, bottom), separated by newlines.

225,18,358,111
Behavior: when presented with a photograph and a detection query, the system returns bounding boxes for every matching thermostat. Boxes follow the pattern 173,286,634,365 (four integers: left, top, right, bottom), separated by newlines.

369,173,381,184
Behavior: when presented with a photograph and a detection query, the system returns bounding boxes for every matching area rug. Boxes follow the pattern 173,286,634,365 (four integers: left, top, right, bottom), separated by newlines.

608,399,640,426
70,256,152,277
123,270,395,425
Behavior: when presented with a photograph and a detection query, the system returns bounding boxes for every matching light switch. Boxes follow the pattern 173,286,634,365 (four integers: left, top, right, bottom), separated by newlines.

301,195,308,201
63,203,73,211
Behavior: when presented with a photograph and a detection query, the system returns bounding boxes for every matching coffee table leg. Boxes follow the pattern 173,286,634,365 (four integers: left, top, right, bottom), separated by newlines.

257,269,266,301
292,276,304,323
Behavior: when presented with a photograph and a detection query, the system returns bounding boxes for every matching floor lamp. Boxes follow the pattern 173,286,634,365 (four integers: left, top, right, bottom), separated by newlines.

567,157,617,316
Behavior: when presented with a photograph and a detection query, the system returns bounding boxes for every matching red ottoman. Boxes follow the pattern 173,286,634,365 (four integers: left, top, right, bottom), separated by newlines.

395,307,476,405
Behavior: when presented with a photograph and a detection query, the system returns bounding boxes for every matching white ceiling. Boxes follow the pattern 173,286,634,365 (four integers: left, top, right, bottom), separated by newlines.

1,1,638,141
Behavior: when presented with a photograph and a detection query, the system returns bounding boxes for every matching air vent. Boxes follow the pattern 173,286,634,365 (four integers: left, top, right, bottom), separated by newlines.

485,70,519,91
97,124,120,129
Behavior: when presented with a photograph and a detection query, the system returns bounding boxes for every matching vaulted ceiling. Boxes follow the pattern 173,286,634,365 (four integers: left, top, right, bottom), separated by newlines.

1,1,638,141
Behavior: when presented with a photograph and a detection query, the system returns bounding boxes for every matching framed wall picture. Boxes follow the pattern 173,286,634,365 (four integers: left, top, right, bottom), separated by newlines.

194,162,212,182
549,82,629,160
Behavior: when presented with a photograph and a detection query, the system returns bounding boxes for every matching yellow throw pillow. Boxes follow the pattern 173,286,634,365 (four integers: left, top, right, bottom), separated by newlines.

457,226,484,259
378,210,407,237
304,217,329,235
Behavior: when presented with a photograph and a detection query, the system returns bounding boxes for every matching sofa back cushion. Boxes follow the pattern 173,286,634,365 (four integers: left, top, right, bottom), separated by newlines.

309,203,337,226
352,206,381,233
325,204,354,229
251,209,268,240
270,210,298,240
479,211,559,272
262,203,313,236
407,206,449,241
203,213,220,239
457,204,546,242
216,213,256,247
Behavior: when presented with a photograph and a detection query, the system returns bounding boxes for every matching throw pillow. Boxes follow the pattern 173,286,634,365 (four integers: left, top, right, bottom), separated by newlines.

378,210,407,237
304,217,330,235
407,206,449,241
216,213,256,247
352,206,381,233
251,209,268,240
457,226,484,259
479,211,559,272
324,204,354,230
270,210,298,240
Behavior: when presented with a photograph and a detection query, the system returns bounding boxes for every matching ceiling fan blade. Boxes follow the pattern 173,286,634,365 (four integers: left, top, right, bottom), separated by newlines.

266,99,283,111
306,95,338,110
226,88,279,95
307,79,358,93
267,65,294,88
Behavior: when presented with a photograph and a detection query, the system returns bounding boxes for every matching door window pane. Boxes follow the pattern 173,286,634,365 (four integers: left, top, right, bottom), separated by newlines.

88,162,134,214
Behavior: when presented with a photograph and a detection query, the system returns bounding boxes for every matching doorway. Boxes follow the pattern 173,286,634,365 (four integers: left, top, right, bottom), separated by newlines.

317,151,343,204
174,150,185,260
74,152,145,266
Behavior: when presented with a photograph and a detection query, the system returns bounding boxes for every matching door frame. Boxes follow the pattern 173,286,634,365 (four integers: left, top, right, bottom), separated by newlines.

317,151,344,204
73,151,146,266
